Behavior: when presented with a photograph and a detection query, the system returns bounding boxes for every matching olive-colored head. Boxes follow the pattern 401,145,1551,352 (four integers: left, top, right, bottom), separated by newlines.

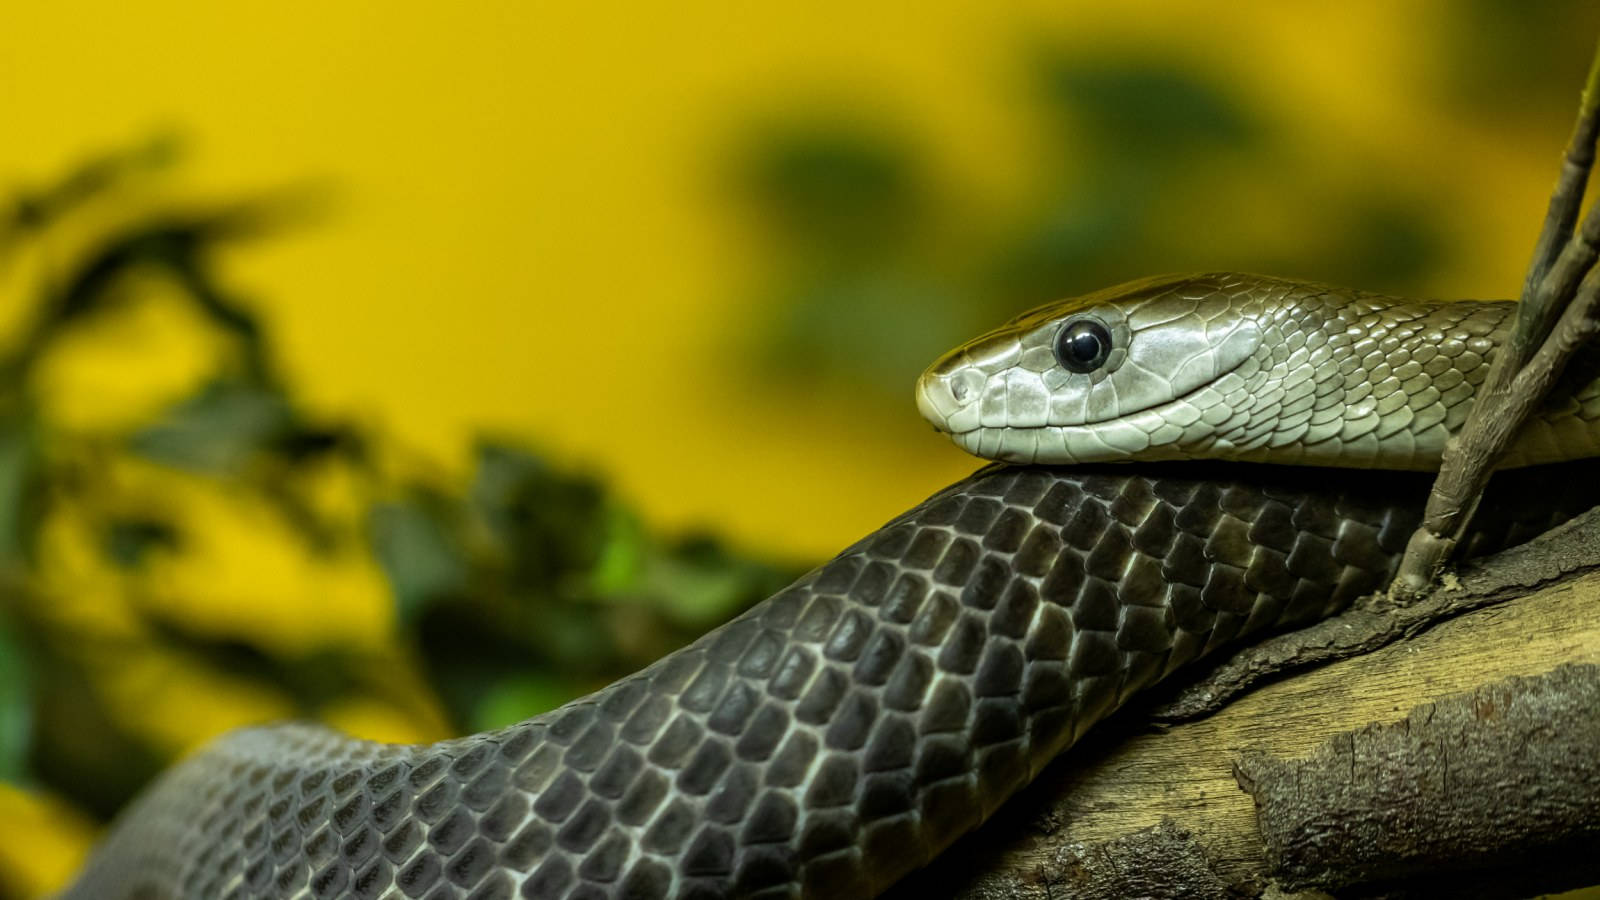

916,273,1268,463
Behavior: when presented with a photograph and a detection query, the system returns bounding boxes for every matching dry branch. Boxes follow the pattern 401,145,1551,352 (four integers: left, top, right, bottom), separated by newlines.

1237,664,1600,897
1394,37,1600,594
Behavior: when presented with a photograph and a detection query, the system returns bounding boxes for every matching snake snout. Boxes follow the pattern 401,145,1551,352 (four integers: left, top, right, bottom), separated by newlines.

916,366,985,433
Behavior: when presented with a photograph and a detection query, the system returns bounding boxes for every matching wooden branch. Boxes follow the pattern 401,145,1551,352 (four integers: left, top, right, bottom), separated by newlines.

880,520,1600,900
1512,39,1600,361
1393,36,1600,595
1396,262,1600,594
1238,663,1600,897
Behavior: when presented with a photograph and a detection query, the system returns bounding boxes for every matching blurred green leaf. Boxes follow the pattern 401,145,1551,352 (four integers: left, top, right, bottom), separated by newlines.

370,499,468,624
641,534,794,628
1,134,178,257
470,441,608,589
639,553,760,628
469,441,552,540
471,673,584,731
1444,0,1600,116
101,517,179,569
0,424,37,567
1035,56,1261,157
27,656,164,819
416,598,617,729
738,121,921,255
986,178,1148,306
589,504,647,595
38,222,220,332
1307,200,1445,292
0,621,32,782
131,380,290,473
758,269,967,393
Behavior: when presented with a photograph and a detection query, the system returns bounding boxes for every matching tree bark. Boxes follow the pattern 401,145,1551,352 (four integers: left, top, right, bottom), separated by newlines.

883,508,1600,900
1237,664,1600,898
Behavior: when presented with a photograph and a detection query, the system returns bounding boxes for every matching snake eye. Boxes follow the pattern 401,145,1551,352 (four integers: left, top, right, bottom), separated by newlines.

1054,319,1112,373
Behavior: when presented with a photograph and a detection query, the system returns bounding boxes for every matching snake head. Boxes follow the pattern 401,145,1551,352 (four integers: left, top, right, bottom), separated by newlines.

917,273,1265,463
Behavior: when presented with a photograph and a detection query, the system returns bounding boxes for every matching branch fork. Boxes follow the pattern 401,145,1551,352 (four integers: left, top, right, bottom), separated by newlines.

1393,37,1600,597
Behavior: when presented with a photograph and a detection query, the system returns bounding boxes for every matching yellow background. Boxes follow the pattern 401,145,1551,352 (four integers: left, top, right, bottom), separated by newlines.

4,1,1599,896
7,1,1582,561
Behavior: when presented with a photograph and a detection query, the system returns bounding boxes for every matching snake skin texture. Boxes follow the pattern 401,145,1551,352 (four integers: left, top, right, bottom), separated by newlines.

917,273,1600,468
64,459,1600,900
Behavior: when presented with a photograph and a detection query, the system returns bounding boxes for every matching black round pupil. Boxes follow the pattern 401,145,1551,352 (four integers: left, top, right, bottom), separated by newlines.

1069,330,1100,362
1055,319,1112,373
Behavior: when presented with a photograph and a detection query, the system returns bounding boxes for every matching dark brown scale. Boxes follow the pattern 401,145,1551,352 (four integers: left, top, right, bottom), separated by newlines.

63,460,1600,900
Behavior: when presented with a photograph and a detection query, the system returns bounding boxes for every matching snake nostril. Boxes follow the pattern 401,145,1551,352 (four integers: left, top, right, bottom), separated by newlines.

917,368,983,429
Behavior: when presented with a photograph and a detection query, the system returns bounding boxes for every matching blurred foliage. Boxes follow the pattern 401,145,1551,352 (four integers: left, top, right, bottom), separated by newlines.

732,46,1483,400
0,145,796,897
1440,0,1600,117
6,6,1600,898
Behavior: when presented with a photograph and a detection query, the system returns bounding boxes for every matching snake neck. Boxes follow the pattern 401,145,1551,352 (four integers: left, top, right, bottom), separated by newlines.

1207,289,1600,468
1195,288,1510,469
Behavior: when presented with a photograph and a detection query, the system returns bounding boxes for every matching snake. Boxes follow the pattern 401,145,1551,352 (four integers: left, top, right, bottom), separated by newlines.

63,273,1600,899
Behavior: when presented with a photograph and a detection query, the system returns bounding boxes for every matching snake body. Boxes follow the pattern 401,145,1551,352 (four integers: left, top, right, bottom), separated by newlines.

65,274,1600,899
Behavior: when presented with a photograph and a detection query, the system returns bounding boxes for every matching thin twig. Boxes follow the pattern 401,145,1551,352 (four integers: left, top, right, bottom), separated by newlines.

1393,36,1600,595
1510,44,1600,362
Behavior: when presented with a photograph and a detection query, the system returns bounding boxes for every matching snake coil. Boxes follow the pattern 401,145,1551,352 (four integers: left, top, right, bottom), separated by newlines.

66,274,1600,898
65,458,1600,899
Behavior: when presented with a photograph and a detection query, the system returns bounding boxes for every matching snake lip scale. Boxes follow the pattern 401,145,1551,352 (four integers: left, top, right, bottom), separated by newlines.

63,271,1600,899
924,342,1257,456
933,347,1254,465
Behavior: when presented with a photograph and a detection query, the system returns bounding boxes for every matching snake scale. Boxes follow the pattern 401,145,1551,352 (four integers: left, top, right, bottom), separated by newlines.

64,274,1600,899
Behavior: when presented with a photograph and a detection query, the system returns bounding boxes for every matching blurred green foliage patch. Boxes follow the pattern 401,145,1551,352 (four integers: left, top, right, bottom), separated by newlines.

0,145,799,822
1444,0,1600,118
733,49,1453,402
0,428,37,566
132,382,294,475
371,497,468,624
0,624,31,783
1035,56,1262,155
741,120,923,256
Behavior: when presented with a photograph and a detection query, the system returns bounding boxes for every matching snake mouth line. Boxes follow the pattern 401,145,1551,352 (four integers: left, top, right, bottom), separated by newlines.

939,355,1251,447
